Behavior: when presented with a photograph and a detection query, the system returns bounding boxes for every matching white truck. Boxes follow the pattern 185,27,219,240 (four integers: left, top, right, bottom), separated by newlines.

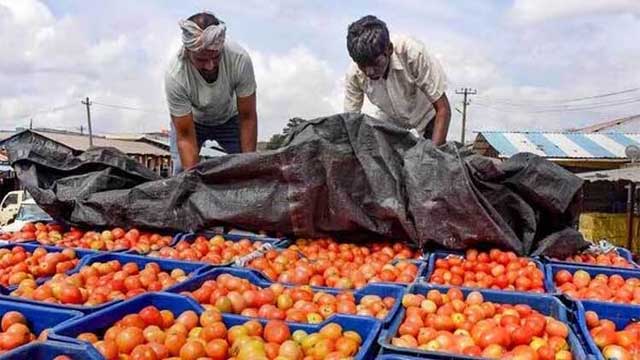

0,198,52,233
0,190,30,226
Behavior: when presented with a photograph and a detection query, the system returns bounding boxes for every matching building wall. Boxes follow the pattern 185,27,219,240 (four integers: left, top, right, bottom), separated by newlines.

581,181,629,213
579,212,640,253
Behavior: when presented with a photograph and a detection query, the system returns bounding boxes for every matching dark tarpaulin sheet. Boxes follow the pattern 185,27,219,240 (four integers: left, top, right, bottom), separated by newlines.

3,114,587,256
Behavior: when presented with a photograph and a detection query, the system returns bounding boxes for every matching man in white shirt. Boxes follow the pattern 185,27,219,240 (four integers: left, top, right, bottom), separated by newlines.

165,12,257,174
344,15,451,145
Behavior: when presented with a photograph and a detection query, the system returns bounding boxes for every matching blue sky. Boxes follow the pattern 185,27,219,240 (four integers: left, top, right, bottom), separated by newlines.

2,0,640,141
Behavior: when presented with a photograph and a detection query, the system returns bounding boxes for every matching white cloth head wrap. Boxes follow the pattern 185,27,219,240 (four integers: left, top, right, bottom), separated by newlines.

179,12,226,52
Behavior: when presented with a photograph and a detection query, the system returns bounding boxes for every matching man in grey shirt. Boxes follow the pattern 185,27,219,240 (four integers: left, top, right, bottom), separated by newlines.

165,12,257,174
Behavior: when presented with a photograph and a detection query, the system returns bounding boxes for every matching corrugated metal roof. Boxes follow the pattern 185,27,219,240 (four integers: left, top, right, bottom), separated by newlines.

32,131,170,156
102,133,146,140
476,131,640,159
104,133,171,151
109,134,226,157
0,132,15,141
578,166,640,182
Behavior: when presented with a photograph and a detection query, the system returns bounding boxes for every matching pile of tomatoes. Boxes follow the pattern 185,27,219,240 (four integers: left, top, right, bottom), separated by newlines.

392,287,573,359
10,260,189,306
0,222,64,242
429,249,546,293
555,251,634,268
555,269,640,304
17,223,173,254
76,305,363,360
181,273,395,323
584,309,640,359
0,311,37,355
0,246,80,287
290,238,419,261
247,248,419,289
147,235,264,265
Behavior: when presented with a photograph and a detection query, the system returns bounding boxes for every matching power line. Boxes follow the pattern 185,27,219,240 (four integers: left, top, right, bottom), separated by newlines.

91,101,166,115
474,94,640,110
475,86,640,106
10,103,78,121
7,100,166,122
568,114,640,132
472,96,640,114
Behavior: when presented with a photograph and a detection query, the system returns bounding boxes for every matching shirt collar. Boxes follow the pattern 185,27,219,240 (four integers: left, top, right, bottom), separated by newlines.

389,50,404,71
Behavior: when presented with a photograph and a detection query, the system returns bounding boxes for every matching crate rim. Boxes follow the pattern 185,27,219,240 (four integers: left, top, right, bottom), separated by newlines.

378,283,589,360
49,292,382,360
168,266,407,326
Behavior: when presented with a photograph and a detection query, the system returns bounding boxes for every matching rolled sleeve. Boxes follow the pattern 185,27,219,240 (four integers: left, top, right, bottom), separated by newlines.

164,74,192,117
407,39,447,103
344,66,364,113
234,54,257,98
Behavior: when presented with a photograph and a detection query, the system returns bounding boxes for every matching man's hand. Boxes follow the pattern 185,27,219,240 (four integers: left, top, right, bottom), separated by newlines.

431,93,451,146
237,93,257,152
172,113,200,170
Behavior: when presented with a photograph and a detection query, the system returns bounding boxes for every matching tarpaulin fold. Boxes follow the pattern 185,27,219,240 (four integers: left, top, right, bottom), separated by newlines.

3,114,587,256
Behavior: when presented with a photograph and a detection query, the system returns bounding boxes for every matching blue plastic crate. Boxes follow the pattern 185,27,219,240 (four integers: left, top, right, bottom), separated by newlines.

74,252,210,274
575,300,640,360
541,247,639,270
29,239,130,253
616,247,636,262
378,283,589,360
135,231,286,266
0,221,64,244
0,298,82,335
545,263,640,296
0,252,210,313
169,266,406,327
50,292,382,360
377,354,440,359
123,231,186,256
182,230,289,247
422,250,550,293
376,354,434,360
0,243,95,291
240,247,428,290
30,228,180,254
2,340,102,360
0,239,37,246
0,300,82,359
286,240,426,260
547,295,602,360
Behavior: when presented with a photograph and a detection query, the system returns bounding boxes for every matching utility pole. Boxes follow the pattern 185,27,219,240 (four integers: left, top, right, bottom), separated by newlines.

455,88,477,143
81,97,94,147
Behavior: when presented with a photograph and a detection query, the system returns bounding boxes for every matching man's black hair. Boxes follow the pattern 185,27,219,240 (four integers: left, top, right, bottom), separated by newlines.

347,15,390,64
188,12,221,28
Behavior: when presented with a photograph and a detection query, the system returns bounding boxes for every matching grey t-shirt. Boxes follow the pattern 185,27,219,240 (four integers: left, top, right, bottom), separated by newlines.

164,40,256,126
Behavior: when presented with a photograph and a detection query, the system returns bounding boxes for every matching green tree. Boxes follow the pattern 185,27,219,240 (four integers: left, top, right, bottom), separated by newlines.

265,133,286,150
265,118,306,150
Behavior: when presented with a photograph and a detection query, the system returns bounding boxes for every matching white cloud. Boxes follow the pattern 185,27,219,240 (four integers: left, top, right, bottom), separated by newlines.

250,46,341,138
0,1,346,140
510,0,640,24
1,0,640,145
0,0,52,24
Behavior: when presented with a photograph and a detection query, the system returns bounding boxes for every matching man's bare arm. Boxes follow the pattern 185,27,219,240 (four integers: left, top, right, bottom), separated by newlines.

431,93,451,146
237,93,258,152
172,113,200,169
